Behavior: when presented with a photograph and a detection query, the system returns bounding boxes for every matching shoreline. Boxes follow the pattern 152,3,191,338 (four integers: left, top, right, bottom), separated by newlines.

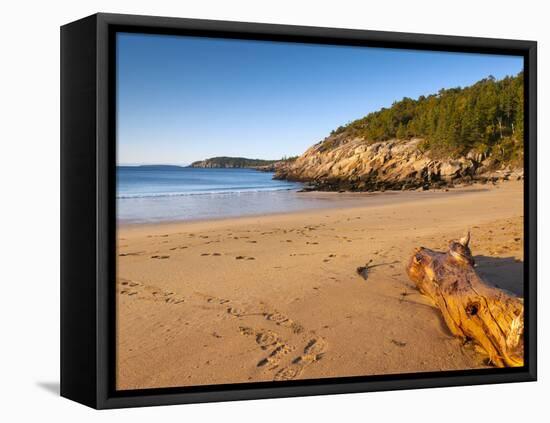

117,181,494,228
116,180,523,390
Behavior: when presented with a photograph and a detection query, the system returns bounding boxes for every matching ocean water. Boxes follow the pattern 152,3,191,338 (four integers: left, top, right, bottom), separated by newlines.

116,166,434,224
117,166,313,223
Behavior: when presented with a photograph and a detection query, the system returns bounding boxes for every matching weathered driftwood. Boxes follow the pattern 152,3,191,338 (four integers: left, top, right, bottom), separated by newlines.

406,233,524,367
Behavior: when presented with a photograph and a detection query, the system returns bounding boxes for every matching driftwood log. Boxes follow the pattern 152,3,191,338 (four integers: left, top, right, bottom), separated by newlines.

406,233,524,367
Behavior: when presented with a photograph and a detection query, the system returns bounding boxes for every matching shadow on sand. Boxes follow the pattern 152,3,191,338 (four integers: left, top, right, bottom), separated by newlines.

474,255,524,297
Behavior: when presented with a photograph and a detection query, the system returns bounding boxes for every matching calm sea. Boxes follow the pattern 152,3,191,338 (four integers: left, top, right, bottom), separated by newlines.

116,166,423,224
117,166,314,223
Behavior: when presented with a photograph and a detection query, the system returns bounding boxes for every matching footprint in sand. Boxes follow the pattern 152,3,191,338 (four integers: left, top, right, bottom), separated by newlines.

264,311,304,334
240,327,281,350
206,297,230,305
274,365,303,381
118,251,144,257
238,326,294,370
274,336,328,381
219,298,305,335
255,331,281,350
117,281,137,295
300,337,328,362
151,255,170,259
227,306,247,317
118,279,185,304
164,289,324,381
257,344,294,368
391,339,407,347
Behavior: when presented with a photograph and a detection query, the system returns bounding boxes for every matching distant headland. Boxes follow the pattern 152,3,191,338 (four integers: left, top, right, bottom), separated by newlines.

189,156,298,172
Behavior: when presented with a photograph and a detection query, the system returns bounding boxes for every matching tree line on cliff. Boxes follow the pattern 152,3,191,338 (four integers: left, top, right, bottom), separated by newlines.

329,72,524,164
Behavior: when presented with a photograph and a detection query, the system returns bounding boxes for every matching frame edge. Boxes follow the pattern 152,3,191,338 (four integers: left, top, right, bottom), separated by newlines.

60,13,99,409
69,12,538,409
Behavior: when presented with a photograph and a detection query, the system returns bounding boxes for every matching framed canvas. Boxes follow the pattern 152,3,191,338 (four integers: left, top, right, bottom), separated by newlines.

60,13,537,409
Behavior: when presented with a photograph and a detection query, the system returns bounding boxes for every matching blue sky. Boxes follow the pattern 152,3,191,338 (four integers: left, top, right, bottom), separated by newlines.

117,33,523,166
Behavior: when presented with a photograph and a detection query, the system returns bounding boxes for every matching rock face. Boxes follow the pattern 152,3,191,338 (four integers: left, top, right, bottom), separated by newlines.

254,162,288,172
274,136,523,191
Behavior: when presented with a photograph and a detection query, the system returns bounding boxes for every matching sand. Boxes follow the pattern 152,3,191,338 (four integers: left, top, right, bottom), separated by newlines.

116,181,524,390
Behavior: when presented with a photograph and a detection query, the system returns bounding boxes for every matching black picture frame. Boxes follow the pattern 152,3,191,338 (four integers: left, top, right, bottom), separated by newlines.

60,12,537,409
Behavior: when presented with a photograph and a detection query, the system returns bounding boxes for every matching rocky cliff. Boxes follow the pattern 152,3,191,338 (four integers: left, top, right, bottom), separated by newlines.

274,135,523,191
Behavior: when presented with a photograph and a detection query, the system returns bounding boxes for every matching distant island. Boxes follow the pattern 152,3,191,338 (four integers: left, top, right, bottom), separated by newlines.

189,156,297,171
189,156,277,169
275,73,524,191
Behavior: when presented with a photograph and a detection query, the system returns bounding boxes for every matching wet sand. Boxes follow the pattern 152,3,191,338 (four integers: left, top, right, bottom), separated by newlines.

116,181,524,390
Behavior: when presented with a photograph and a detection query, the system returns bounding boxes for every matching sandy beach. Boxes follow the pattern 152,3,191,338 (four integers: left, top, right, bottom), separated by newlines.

116,181,524,390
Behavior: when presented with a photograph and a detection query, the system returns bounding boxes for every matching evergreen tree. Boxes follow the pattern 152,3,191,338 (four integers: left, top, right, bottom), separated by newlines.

330,72,523,162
